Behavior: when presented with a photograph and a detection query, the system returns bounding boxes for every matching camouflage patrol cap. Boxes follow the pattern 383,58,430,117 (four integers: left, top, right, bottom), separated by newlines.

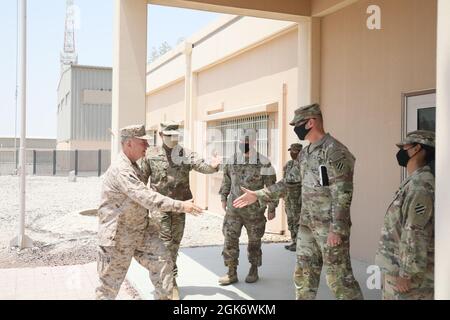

160,121,181,136
289,103,322,126
120,124,152,140
396,130,435,148
288,143,303,152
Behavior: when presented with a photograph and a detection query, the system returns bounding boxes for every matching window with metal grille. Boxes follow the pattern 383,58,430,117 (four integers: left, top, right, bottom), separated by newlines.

207,114,270,160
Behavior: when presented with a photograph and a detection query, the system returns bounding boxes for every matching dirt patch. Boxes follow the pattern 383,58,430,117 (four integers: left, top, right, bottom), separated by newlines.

0,176,289,269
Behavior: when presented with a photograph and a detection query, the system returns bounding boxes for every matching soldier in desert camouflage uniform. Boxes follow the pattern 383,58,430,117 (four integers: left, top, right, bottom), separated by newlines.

96,125,203,300
140,121,221,298
218,129,278,285
233,104,363,300
375,130,435,300
283,143,303,251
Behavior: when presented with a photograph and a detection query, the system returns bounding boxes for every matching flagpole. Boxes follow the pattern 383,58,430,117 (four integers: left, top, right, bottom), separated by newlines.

14,0,19,174
10,0,33,249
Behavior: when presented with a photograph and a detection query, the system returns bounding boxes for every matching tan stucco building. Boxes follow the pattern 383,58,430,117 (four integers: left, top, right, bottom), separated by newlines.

111,0,450,298
145,16,300,238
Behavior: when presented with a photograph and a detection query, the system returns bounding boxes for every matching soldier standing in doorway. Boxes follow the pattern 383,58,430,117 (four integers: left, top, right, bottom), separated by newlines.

218,129,279,285
283,143,303,251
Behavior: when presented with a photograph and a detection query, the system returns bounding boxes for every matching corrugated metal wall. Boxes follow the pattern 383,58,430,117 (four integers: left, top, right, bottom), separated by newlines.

71,66,112,141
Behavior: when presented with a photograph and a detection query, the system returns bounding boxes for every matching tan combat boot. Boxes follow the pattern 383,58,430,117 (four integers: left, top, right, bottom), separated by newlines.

245,265,259,283
218,266,238,286
172,278,180,300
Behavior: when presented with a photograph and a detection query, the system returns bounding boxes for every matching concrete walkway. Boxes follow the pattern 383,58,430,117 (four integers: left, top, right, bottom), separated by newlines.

126,243,381,300
0,263,135,300
0,243,381,300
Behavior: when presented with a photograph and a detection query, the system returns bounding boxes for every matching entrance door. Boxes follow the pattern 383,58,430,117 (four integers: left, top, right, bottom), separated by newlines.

403,89,436,177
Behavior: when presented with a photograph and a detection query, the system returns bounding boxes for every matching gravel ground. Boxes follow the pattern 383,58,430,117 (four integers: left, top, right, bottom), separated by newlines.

0,175,289,270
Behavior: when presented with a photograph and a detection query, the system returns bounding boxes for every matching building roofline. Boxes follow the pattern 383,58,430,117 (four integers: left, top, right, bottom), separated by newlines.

146,17,297,93
147,14,239,73
70,64,112,71
57,64,112,91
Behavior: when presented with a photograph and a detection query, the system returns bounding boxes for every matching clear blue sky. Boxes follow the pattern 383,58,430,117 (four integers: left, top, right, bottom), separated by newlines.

0,1,221,138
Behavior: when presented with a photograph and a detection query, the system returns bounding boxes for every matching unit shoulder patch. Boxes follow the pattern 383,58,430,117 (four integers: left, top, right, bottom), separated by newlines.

405,191,433,229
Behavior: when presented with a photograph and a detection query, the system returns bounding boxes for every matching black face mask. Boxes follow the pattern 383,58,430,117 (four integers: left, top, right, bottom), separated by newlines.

239,143,250,154
396,146,418,167
294,122,311,141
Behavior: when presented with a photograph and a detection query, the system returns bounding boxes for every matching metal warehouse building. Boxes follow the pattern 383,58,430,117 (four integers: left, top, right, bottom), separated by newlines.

56,64,112,151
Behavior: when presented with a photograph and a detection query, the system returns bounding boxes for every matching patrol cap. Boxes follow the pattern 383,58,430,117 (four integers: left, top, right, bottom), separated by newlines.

396,130,435,148
288,143,303,152
160,121,181,136
120,124,152,140
289,103,322,126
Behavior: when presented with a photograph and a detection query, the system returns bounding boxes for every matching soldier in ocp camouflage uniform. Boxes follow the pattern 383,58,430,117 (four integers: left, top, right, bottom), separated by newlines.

283,143,303,251
218,130,278,285
140,121,220,298
375,130,435,300
233,104,363,300
96,125,202,300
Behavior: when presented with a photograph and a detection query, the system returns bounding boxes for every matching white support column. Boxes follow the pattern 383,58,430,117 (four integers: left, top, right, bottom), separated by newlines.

435,0,450,300
297,17,321,106
277,84,288,233
183,42,194,149
111,0,148,159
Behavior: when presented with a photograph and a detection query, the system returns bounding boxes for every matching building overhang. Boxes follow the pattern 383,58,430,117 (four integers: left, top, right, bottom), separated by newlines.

148,0,361,20
149,0,312,21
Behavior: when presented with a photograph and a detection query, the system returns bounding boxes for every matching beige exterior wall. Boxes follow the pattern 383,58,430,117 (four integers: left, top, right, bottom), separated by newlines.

146,80,186,130
312,0,359,16
114,0,448,293
145,0,437,261
197,29,299,233
196,30,298,117
320,0,437,262
146,21,300,235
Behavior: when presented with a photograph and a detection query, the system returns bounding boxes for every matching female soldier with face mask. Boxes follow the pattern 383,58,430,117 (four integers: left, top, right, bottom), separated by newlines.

375,130,435,300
